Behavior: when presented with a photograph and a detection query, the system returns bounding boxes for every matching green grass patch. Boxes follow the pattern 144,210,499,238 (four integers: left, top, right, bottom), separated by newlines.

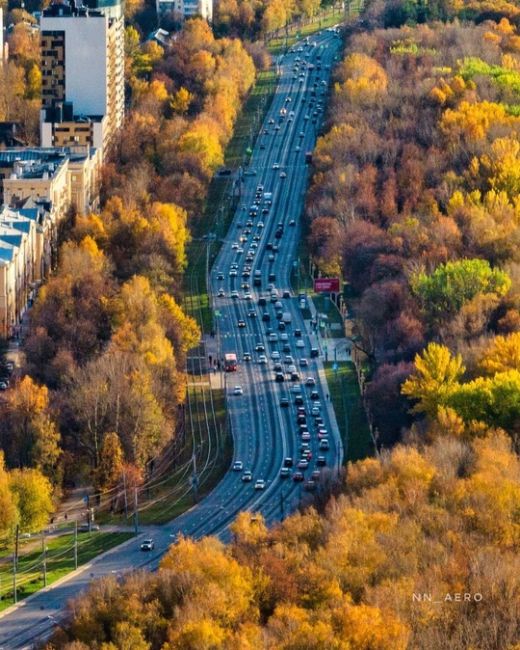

325,361,372,463
0,532,133,611
267,10,342,55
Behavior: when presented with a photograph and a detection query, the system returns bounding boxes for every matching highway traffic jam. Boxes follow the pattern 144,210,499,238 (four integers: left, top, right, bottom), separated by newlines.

210,29,343,514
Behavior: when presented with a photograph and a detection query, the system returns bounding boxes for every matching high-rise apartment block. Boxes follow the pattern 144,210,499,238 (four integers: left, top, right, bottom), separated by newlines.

40,0,124,156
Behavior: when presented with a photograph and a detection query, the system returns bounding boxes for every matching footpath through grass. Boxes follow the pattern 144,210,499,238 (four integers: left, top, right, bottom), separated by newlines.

0,531,132,612
325,361,372,463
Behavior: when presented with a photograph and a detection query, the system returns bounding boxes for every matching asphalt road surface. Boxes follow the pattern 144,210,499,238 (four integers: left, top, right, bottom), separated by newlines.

0,29,344,649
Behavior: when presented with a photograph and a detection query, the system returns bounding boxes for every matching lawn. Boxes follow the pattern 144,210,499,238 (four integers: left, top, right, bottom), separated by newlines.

325,361,373,463
0,531,133,611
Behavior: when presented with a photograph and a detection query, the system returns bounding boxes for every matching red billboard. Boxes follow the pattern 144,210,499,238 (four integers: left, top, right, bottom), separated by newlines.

314,278,340,293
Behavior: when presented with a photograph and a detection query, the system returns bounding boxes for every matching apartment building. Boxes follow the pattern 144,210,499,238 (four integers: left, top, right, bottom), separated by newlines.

0,147,101,221
40,0,124,156
156,0,213,24
0,206,45,338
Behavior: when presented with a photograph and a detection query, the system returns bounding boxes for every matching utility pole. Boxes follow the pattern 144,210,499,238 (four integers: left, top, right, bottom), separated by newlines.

12,546,17,604
191,452,199,503
14,524,19,569
122,470,128,521
74,520,78,570
42,534,47,587
133,487,139,535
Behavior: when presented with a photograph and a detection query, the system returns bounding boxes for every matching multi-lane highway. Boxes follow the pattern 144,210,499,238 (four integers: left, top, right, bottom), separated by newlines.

0,29,344,648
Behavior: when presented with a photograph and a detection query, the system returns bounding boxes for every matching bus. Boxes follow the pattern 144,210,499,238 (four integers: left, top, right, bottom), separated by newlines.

224,353,238,372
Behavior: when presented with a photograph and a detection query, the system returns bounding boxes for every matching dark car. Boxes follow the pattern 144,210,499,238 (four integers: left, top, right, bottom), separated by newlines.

310,347,319,358
280,397,290,407
284,457,294,467
258,297,267,306
262,313,270,322
275,372,285,382
292,471,305,482
316,456,327,467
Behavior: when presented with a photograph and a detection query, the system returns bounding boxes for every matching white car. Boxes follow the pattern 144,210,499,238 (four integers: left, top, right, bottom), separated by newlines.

305,377,316,387
217,288,225,297
242,470,253,482
254,479,266,490
140,539,154,552
271,351,281,360
272,162,280,170
258,355,268,364
233,386,244,396
233,460,243,471
296,340,305,348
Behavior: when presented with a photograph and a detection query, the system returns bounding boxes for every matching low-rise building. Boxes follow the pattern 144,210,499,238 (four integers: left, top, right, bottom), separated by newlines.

156,0,212,24
0,206,45,338
0,147,101,222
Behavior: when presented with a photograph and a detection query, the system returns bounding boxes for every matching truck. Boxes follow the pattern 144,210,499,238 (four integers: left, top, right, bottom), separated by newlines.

282,312,292,325
224,353,238,372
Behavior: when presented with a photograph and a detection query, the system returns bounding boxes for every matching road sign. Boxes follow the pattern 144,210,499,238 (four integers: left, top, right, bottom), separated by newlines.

314,278,340,293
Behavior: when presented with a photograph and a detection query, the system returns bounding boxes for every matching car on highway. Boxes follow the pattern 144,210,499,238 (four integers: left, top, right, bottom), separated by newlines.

293,471,304,482
237,319,246,328
312,470,321,481
255,342,265,352
263,313,271,322
255,479,266,490
233,386,244,396
280,467,291,479
258,354,268,364
275,372,285,382
289,219,296,226
316,456,327,467
305,377,316,387
217,288,225,297
310,390,320,400
297,459,309,470
272,351,281,360
301,432,311,441
248,310,256,318
280,397,289,407
140,539,155,552
294,328,302,337
272,162,280,169
311,405,321,416
242,470,253,482
304,480,317,492
230,290,239,299
229,269,237,277
280,171,287,179
319,439,330,451
243,352,252,362
233,460,243,471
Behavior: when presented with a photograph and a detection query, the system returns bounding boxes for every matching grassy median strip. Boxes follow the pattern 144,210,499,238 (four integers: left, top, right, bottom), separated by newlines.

0,532,133,612
324,361,372,463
